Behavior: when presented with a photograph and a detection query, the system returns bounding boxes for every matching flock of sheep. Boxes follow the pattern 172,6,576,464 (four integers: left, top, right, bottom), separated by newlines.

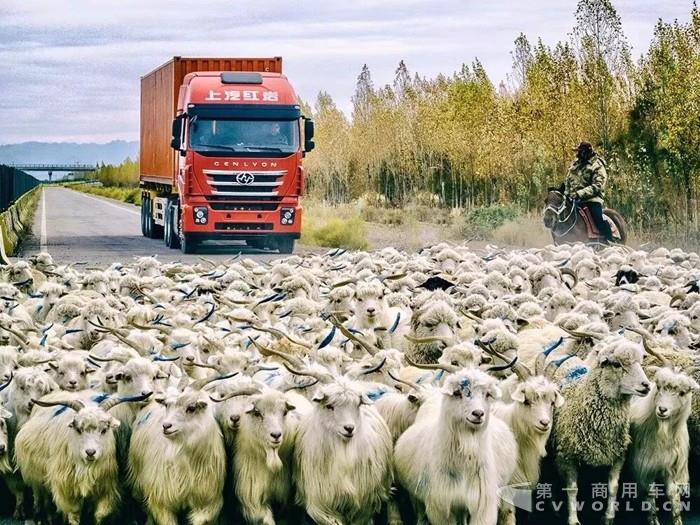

0,244,699,525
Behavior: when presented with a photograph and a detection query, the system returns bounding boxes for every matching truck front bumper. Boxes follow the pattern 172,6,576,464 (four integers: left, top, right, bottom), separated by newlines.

181,200,302,239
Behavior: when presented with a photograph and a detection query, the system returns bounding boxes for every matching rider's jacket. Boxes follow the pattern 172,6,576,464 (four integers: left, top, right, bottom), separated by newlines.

564,154,607,204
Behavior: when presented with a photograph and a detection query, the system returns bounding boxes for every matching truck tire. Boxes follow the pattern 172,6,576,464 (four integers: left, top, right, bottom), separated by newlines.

140,197,148,237
276,237,294,254
180,234,198,254
164,200,181,249
142,194,163,239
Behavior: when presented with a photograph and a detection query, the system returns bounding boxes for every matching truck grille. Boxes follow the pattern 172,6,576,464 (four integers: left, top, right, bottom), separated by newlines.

215,222,274,231
203,169,286,197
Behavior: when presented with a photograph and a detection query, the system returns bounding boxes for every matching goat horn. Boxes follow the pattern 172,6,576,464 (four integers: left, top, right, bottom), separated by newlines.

329,316,378,356
32,398,85,413
544,354,575,379
0,374,12,393
560,268,578,289
623,326,669,367
278,377,319,392
404,334,447,344
251,325,312,350
404,354,459,374
281,361,332,383
485,354,524,376
387,370,424,392
189,371,239,391
190,361,219,370
88,353,130,365
358,357,387,376
560,326,602,341
210,386,262,403
247,337,306,369
534,352,547,376
100,392,153,411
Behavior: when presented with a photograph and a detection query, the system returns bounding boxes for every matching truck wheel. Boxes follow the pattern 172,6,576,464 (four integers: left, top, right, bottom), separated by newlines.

180,234,198,254
164,200,180,249
276,237,294,254
142,195,163,239
140,197,148,236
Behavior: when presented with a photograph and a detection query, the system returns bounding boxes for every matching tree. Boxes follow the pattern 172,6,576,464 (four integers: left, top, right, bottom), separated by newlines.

573,0,632,150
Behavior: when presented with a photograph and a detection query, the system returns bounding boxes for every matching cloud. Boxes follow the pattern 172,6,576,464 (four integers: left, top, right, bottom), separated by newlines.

0,0,693,143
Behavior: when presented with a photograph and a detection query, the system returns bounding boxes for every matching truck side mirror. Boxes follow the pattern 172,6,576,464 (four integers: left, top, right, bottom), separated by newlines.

171,116,184,150
303,118,315,153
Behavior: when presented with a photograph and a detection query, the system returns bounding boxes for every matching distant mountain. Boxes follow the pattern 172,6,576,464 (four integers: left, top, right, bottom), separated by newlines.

0,141,138,177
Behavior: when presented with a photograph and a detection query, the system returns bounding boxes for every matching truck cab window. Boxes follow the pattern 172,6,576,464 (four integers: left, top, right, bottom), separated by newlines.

189,118,299,154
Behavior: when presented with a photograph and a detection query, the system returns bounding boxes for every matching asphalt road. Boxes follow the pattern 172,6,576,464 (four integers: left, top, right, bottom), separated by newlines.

18,186,306,265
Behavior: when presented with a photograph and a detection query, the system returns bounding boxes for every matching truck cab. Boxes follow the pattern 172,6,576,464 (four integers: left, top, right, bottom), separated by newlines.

140,57,314,254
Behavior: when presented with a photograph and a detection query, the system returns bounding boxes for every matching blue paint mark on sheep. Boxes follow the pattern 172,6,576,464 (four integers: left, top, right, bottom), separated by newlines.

566,366,589,382
91,393,111,404
52,406,68,417
366,388,388,401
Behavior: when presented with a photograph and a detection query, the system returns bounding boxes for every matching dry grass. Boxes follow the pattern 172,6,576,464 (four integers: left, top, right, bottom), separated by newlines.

492,214,552,248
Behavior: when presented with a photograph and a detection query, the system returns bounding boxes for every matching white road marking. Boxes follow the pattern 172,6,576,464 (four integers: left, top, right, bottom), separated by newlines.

40,187,47,252
71,190,140,216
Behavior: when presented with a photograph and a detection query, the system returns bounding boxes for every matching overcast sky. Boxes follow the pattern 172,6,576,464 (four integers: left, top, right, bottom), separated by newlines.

0,0,693,144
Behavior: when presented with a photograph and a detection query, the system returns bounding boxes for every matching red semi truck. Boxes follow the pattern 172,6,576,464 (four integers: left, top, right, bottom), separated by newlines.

139,57,314,253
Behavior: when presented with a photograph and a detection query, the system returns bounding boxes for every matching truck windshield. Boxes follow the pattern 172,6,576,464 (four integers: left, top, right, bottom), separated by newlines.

189,118,299,154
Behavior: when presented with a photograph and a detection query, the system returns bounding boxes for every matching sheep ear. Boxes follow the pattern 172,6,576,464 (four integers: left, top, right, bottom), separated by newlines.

554,392,565,408
490,385,502,400
689,378,700,392
110,417,121,429
312,392,326,404
441,385,460,397
244,403,256,414
285,401,296,412
511,386,526,403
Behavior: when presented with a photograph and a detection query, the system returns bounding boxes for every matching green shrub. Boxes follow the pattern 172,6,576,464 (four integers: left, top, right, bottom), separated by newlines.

69,184,141,206
302,217,368,250
463,204,521,238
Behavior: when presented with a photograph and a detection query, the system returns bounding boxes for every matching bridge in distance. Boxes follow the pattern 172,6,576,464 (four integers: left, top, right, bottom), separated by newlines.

18,186,295,265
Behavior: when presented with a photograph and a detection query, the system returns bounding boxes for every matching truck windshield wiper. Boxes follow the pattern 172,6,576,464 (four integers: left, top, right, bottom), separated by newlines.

195,144,244,152
244,145,285,152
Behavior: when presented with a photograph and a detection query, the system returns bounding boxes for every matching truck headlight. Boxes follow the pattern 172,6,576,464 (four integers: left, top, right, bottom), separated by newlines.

280,207,295,225
193,206,208,224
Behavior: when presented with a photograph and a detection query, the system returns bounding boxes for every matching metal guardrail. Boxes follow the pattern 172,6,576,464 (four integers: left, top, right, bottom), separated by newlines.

0,165,40,212
5,163,96,172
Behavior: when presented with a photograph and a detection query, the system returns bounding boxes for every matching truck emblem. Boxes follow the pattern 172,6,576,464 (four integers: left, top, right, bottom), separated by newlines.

235,172,255,185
